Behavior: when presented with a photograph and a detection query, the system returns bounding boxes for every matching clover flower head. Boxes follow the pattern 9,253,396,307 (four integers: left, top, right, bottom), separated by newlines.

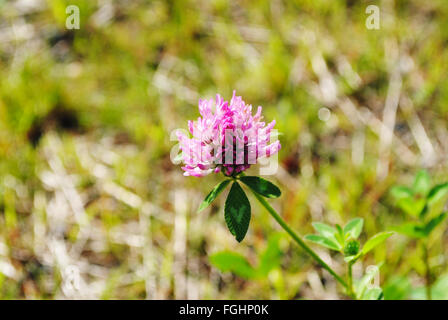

177,91,280,177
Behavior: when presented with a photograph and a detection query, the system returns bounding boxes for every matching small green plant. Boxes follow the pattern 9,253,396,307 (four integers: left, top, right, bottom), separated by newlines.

305,218,393,299
209,233,285,280
390,170,448,300
209,234,293,298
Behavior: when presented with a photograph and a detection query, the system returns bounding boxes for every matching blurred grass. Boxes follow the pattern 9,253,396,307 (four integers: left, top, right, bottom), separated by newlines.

0,0,448,299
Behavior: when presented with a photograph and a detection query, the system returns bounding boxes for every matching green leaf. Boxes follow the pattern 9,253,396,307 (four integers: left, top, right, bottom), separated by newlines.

335,224,345,247
427,183,448,205
419,203,429,219
361,232,393,255
343,218,364,239
312,222,337,238
397,197,426,217
198,180,231,212
239,176,281,198
383,276,412,300
423,212,447,235
392,223,426,239
390,186,413,199
209,251,256,279
361,288,383,300
304,234,342,251
413,170,431,196
224,182,251,242
257,233,283,276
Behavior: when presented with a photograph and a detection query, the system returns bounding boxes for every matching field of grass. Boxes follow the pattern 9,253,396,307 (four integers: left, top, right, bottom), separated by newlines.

1,0,448,299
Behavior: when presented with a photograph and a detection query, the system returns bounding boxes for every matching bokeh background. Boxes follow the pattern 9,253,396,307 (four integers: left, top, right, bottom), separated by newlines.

1,0,448,299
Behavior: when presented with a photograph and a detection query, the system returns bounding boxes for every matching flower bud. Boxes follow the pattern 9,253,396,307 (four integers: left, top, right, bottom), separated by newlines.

344,240,360,256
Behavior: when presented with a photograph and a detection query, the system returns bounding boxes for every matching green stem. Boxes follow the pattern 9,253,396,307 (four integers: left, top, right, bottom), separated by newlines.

347,262,355,299
423,241,432,300
250,190,347,289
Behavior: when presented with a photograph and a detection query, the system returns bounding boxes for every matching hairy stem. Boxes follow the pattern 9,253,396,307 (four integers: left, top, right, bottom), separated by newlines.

250,190,347,289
